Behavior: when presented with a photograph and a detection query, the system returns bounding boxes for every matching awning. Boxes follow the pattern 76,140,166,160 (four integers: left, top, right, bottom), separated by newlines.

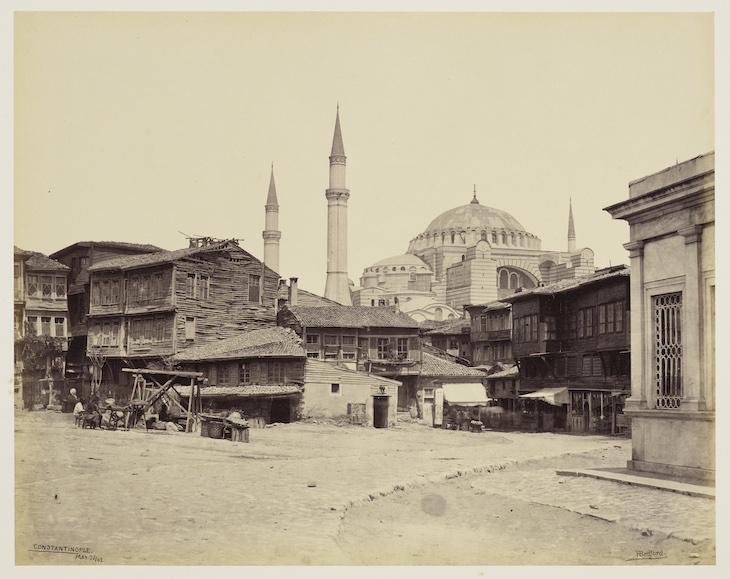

520,387,569,406
441,383,490,406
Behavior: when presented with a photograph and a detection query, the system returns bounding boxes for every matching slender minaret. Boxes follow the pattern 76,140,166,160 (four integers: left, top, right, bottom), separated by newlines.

567,197,576,253
323,106,352,305
262,163,281,274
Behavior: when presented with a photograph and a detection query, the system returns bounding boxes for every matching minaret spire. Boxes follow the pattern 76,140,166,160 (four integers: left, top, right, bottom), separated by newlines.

471,184,479,204
331,106,346,158
262,163,281,274
324,106,352,305
567,197,576,253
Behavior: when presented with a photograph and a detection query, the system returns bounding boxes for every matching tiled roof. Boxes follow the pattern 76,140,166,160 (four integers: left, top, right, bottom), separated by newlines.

50,241,163,258
15,247,69,272
425,319,470,336
176,383,302,397
487,366,519,379
502,266,629,302
420,352,486,378
284,305,420,329
466,300,510,312
88,240,243,272
172,327,304,362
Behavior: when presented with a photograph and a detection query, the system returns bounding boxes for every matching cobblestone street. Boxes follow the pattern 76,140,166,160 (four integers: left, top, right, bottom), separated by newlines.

15,411,715,566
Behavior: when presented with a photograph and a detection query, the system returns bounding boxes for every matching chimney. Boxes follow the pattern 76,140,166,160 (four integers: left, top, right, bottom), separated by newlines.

289,277,298,306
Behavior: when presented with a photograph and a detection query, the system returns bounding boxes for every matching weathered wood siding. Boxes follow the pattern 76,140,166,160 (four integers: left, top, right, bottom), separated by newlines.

185,358,305,387
173,251,278,352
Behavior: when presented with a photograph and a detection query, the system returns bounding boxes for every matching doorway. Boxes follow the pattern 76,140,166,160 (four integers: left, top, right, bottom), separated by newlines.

373,396,389,428
270,397,291,423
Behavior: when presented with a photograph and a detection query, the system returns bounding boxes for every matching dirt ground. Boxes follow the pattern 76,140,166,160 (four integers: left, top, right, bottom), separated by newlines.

335,451,716,566
14,410,715,568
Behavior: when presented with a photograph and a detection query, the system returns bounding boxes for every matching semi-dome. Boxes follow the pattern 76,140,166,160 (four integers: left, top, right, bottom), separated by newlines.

423,201,526,235
368,254,431,271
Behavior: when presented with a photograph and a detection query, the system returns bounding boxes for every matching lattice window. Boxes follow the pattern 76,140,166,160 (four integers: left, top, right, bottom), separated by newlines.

654,292,682,409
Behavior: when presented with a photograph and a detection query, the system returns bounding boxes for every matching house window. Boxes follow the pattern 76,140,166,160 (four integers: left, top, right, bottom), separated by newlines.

55,277,66,298
27,275,38,298
324,335,339,346
155,317,164,342
654,292,682,409
331,383,340,394
186,274,196,298
342,352,356,360
268,362,284,383
111,279,120,305
306,352,320,359
41,317,51,336
614,301,624,333
111,322,120,346
154,274,164,299
397,338,408,359
582,354,602,377
130,277,139,302
306,334,319,345
342,335,355,346
55,317,65,337
198,275,209,300
185,317,195,341
239,362,251,384
144,318,153,343
606,303,615,333
584,307,593,337
248,274,261,303
102,322,111,346
545,314,557,340
141,276,150,302
480,315,487,332
377,338,390,359
27,316,38,336
42,276,53,299
132,319,143,343
101,280,110,305
219,364,230,385
358,338,369,359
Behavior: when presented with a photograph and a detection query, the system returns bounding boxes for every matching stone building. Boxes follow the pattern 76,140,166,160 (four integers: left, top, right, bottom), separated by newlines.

605,152,715,481
353,189,596,317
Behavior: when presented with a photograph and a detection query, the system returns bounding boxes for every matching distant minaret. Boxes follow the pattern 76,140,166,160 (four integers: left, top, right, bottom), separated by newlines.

324,106,352,305
262,163,281,274
567,197,576,253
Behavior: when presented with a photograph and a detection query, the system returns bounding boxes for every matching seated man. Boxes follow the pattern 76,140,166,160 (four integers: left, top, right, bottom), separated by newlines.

82,397,102,429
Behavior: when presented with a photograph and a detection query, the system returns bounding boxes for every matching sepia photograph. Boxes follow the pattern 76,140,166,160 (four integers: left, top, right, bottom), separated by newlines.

5,1,721,574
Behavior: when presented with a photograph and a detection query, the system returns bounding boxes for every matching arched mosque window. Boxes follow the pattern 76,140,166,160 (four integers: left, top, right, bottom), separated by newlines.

501,232,507,245
481,231,488,241
492,232,498,244
510,273,519,289
499,270,509,289
434,308,443,321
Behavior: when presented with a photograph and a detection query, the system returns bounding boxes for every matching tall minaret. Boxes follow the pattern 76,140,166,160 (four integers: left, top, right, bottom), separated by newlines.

262,163,281,274
567,197,576,253
323,106,352,305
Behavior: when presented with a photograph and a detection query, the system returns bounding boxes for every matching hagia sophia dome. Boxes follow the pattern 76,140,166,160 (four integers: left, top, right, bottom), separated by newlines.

424,201,527,236
407,194,542,254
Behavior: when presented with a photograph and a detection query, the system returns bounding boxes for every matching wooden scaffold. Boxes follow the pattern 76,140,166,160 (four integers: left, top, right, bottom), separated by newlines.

121,368,204,432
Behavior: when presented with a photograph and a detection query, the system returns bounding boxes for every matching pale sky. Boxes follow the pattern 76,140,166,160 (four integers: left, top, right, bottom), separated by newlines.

12,10,715,296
